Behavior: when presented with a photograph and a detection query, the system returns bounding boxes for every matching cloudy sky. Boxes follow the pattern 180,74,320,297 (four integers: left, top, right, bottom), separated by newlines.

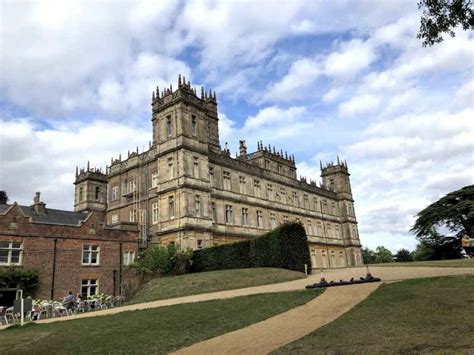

1,0,473,251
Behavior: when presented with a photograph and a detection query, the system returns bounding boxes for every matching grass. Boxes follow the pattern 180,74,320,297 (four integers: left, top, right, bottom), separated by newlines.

131,267,306,304
0,290,322,354
371,258,474,268
275,275,474,354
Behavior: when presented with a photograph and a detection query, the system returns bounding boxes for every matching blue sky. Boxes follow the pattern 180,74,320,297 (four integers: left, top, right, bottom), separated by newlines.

1,0,473,252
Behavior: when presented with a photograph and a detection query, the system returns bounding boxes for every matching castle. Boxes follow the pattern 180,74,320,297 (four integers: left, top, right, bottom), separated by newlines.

74,75,363,268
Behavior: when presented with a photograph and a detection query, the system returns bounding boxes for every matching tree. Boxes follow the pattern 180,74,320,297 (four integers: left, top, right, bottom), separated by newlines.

375,246,393,263
0,191,8,204
395,248,414,262
361,247,376,264
418,0,474,46
414,228,462,260
411,185,474,239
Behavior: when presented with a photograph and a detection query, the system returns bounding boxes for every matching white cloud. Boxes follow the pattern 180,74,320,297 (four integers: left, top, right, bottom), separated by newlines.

338,94,381,118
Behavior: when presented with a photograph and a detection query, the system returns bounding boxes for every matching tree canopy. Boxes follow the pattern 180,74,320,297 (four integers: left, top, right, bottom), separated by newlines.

411,185,474,238
418,0,474,46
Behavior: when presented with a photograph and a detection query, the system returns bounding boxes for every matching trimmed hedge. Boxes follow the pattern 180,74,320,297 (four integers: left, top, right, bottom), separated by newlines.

191,222,312,274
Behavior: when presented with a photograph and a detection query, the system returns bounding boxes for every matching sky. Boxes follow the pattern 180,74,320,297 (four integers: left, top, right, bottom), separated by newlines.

1,0,473,252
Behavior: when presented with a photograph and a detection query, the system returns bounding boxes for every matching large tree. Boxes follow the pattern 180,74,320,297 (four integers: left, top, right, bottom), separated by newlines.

418,0,474,46
411,185,474,238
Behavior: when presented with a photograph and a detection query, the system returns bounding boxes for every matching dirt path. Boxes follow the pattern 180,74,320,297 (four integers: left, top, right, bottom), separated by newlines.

0,266,472,331
173,282,380,355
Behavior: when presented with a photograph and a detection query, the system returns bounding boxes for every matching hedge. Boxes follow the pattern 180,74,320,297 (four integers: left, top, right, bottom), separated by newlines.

191,222,312,274
0,268,40,297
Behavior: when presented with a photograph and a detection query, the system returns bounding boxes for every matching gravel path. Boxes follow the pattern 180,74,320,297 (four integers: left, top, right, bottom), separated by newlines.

1,266,472,332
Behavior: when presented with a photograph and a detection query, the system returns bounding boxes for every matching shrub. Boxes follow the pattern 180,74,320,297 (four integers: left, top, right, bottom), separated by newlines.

191,222,311,274
0,268,39,297
133,245,193,276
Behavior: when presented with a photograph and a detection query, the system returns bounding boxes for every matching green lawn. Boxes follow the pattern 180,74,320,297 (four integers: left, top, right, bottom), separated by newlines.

371,258,474,268
275,275,474,354
131,267,306,304
1,290,322,354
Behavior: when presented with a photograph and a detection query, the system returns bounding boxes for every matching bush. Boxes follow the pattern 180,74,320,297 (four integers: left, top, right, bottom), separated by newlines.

133,245,192,276
191,222,311,274
0,268,39,297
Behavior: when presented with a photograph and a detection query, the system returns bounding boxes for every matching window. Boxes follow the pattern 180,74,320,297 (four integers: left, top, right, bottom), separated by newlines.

317,222,323,236
111,214,119,224
241,208,249,226
152,202,159,224
111,186,119,201
0,241,22,266
283,215,289,223
225,205,233,224
195,195,201,216
197,239,203,249
277,164,282,173
168,196,175,218
254,180,261,198
331,202,337,215
239,176,246,194
265,159,270,169
191,115,197,136
270,213,276,229
223,171,231,190
128,179,136,193
280,188,286,204
256,210,263,228
293,191,299,207
151,172,159,188
209,167,214,186
211,202,217,222
193,157,200,178
166,116,173,137
81,279,98,298
123,251,135,266
335,225,340,238
129,209,137,223
79,187,83,202
348,203,353,216
95,186,100,201
323,200,328,213
307,220,312,235
168,158,174,179
303,195,309,209
313,198,318,211
327,224,332,238
82,245,100,265
266,184,273,200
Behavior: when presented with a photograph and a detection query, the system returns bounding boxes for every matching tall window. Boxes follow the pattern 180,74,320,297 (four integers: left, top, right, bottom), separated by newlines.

265,159,270,169
223,171,231,190
95,186,100,201
82,245,100,265
270,213,276,229
293,191,299,207
195,195,201,216
331,202,337,215
123,251,135,266
239,176,246,194
335,225,340,238
266,184,273,200
168,158,174,179
317,222,323,236
241,208,249,226
191,115,197,136
81,279,98,298
168,196,175,218
111,214,119,224
254,180,261,198
211,202,217,222
197,239,203,249
151,172,159,188
256,210,263,228
193,157,200,178
79,187,83,202
280,188,286,204
166,116,172,137
129,209,137,223
209,167,214,187
313,198,318,211
225,205,233,224
323,200,328,213
303,195,309,209
307,220,312,235
128,179,136,193
152,202,159,224
0,241,22,266
111,186,119,201
277,164,282,173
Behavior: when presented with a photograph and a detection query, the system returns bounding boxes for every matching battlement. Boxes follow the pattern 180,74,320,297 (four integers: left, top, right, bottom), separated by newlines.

151,74,217,113
247,141,296,167
320,156,349,177
75,162,107,185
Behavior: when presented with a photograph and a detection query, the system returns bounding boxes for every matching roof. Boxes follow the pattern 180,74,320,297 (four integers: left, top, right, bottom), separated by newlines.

0,203,90,226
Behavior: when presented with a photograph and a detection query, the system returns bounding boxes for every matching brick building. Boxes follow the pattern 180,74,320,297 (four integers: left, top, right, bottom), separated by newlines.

0,192,138,301
76,75,363,268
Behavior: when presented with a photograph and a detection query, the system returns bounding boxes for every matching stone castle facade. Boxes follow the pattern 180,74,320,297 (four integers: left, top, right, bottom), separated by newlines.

74,75,363,268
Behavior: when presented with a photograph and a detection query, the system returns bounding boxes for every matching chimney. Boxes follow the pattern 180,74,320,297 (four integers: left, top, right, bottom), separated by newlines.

239,140,247,158
31,191,46,215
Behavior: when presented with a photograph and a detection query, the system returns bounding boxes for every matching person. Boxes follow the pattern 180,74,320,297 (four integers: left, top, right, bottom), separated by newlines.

62,291,76,310
461,234,471,258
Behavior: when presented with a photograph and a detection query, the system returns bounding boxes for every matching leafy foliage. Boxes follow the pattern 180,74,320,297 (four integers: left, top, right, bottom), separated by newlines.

411,185,474,238
0,268,39,297
191,222,312,274
413,229,462,260
395,248,414,262
133,245,192,276
362,246,393,264
418,0,474,46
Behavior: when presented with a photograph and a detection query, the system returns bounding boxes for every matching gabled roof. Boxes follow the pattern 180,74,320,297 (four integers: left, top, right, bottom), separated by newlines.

0,203,90,226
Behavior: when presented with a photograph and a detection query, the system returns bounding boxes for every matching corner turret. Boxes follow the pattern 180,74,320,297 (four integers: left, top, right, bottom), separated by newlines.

74,162,107,212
